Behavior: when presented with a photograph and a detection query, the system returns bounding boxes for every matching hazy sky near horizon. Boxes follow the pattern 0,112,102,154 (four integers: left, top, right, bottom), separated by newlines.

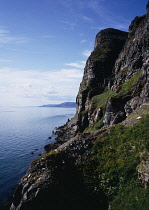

0,0,147,106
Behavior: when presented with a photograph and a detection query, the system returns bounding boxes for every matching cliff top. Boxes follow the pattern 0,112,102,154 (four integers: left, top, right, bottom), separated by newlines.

94,28,128,49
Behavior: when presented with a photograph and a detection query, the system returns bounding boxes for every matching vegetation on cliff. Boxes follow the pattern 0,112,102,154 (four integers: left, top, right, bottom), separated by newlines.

81,114,149,210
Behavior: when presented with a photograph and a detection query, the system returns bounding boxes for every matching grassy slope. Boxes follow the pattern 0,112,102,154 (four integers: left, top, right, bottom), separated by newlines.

81,113,149,209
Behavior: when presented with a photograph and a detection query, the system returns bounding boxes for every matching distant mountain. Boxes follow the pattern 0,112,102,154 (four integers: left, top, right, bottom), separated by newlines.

40,102,76,108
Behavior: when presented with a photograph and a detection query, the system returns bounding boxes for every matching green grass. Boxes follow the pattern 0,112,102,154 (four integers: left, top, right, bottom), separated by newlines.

115,70,142,98
81,114,149,209
84,118,104,133
122,105,149,127
81,88,116,132
80,109,89,116
110,184,149,210
31,149,59,166
91,89,116,110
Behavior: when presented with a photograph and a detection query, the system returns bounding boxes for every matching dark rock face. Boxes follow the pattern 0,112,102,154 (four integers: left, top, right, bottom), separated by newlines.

94,28,128,48
112,15,148,90
76,28,128,131
103,97,126,125
107,12,149,123
54,115,78,142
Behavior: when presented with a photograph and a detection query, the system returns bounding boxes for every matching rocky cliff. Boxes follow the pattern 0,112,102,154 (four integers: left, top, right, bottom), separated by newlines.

10,2,149,210
76,28,128,132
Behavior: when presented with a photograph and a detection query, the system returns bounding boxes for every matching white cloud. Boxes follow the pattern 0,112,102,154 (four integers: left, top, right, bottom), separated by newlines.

82,50,91,57
91,26,103,31
80,33,84,36
114,24,128,30
0,29,9,34
80,39,86,44
42,35,56,38
87,0,102,12
0,67,83,106
82,15,93,23
59,20,76,30
0,27,27,44
65,61,85,69
57,69,83,78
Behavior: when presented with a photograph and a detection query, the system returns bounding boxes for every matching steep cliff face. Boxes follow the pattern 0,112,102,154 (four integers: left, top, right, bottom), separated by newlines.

10,3,149,210
105,13,149,125
76,6,149,130
76,28,128,132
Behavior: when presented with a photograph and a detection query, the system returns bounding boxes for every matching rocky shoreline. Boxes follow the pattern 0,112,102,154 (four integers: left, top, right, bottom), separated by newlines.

9,118,109,210
0,119,75,210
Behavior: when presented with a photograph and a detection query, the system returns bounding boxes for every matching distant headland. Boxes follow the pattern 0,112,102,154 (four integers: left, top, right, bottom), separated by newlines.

40,102,76,108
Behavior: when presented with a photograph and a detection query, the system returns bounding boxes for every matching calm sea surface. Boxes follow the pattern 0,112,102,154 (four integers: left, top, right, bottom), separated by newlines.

0,106,75,205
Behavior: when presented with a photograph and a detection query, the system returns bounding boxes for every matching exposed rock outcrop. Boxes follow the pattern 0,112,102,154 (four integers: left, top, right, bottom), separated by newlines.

104,11,149,124
76,28,128,131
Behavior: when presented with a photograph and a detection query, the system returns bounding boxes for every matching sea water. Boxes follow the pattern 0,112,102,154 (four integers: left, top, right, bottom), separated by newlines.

0,106,75,205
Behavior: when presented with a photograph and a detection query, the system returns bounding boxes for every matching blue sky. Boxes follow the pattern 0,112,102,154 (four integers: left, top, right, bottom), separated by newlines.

0,0,147,106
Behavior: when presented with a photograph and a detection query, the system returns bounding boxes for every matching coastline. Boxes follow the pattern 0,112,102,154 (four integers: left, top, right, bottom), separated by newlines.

0,107,75,210
9,117,108,210
0,121,71,210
